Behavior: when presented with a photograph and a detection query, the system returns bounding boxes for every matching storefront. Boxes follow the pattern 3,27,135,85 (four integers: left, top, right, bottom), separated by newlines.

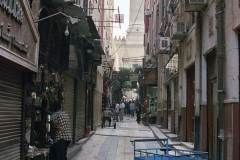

0,0,39,159
0,63,25,159
23,1,103,158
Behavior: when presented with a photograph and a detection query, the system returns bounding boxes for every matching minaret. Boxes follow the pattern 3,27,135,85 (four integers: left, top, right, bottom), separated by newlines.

127,0,144,34
114,0,144,68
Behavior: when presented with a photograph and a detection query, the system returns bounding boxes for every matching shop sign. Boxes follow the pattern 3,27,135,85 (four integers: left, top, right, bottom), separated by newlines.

129,73,139,82
0,24,29,53
0,0,24,24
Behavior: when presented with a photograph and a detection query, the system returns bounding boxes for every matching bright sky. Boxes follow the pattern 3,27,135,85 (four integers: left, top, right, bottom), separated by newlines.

113,0,130,37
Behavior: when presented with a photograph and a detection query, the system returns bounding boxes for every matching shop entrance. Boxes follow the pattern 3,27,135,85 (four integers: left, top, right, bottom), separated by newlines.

186,65,195,142
0,63,23,159
207,52,218,160
167,83,171,130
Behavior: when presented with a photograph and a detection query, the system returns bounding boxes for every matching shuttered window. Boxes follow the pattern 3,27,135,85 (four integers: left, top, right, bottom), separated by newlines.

76,81,86,140
0,63,23,160
63,75,75,143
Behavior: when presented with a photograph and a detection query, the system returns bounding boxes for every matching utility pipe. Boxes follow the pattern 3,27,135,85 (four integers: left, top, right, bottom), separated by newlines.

216,0,225,159
194,11,203,151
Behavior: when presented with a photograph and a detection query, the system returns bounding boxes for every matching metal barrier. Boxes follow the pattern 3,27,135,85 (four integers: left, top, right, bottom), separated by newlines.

130,138,208,160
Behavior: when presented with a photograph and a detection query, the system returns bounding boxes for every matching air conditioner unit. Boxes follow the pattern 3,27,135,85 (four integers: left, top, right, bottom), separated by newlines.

65,0,74,2
170,21,188,40
145,9,152,17
52,0,75,4
158,37,170,54
185,0,208,12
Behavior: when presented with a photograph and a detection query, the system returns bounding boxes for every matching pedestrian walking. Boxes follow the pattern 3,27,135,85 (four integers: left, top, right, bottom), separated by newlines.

119,100,125,121
124,101,129,115
110,100,116,111
102,108,113,127
150,104,157,124
49,101,72,160
136,106,141,123
129,101,136,117
127,101,131,115
115,102,120,122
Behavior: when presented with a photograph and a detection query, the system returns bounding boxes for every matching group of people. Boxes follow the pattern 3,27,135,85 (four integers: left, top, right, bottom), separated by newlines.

110,100,125,122
103,99,157,127
108,100,144,124
48,99,157,159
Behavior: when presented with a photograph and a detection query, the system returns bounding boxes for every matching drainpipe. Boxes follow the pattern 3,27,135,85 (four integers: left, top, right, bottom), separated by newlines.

216,0,225,159
194,11,203,151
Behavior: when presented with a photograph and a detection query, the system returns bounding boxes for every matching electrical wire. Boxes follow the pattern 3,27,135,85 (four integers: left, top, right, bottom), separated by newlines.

111,0,144,58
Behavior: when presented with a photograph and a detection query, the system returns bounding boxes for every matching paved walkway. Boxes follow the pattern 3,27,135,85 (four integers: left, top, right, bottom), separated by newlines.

72,115,157,160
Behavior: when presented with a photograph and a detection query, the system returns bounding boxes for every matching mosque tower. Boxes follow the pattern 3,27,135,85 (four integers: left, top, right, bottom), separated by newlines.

127,0,144,37
114,0,144,68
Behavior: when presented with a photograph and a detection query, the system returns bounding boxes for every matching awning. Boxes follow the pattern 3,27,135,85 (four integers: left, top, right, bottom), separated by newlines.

94,45,105,55
75,19,91,37
86,16,101,39
92,54,101,61
57,4,86,20
56,4,91,36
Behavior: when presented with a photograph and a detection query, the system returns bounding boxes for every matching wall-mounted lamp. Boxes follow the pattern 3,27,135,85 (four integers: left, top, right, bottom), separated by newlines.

64,19,69,36
35,12,80,37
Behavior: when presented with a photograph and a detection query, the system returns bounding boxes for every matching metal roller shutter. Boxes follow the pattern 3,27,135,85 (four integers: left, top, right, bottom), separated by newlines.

0,63,23,160
174,78,179,133
76,81,86,140
63,75,75,143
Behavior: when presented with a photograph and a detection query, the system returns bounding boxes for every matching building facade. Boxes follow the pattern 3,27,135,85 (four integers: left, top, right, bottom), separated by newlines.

0,0,110,159
0,0,39,159
144,0,239,159
112,0,145,101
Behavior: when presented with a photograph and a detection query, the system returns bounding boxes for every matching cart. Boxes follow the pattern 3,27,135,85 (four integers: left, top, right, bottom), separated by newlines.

130,138,208,160
101,114,116,129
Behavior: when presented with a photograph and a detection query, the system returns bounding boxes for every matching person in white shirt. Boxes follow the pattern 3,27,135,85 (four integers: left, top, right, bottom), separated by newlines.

115,102,120,122
119,100,125,121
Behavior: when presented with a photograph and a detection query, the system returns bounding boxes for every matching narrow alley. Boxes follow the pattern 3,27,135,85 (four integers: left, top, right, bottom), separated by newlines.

0,0,239,159
71,115,158,160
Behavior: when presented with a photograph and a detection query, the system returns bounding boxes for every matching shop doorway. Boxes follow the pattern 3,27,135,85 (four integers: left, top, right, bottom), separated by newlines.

186,65,195,142
0,63,23,159
167,83,171,130
238,30,240,159
206,52,217,160
174,78,179,134
86,84,94,130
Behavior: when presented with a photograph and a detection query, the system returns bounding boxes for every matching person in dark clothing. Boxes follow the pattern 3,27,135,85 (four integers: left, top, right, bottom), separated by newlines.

127,101,131,115
124,102,129,115
49,101,72,160
136,106,141,123
110,101,116,111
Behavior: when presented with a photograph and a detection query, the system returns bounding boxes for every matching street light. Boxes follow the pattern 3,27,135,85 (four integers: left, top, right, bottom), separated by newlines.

35,12,80,36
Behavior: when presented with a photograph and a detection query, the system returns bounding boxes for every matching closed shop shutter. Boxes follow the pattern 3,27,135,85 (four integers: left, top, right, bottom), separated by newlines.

174,78,179,133
63,75,74,143
76,81,86,140
0,63,23,160
167,84,171,131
